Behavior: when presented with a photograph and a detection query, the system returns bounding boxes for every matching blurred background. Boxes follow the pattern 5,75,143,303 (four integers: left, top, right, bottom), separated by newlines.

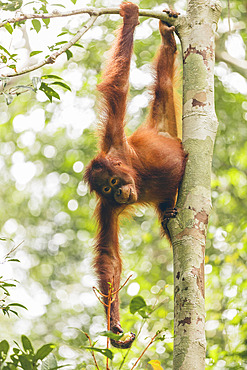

0,0,246,368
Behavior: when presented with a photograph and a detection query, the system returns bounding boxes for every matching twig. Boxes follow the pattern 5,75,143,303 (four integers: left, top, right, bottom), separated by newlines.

0,240,24,264
119,285,165,369
93,286,108,307
0,6,183,78
83,332,100,370
93,286,108,298
93,279,114,369
93,275,133,369
118,313,148,369
1,15,98,78
106,278,114,370
130,332,160,370
0,7,179,28
3,240,24,261
112,274,132,295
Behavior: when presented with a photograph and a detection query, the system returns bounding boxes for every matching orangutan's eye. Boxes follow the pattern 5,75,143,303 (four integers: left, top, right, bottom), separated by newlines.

102,186,111,194
110,178,119,186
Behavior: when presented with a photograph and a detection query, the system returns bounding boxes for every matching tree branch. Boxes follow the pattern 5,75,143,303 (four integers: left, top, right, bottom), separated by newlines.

0,7,181,28
216,50,247,79
1,15,98,78
1,6,184,79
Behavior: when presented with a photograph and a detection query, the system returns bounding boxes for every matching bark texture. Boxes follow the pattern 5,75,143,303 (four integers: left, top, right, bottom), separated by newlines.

167,1,221,369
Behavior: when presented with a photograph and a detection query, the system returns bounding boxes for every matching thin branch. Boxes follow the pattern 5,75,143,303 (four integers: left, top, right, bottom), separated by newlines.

0,7,180,28
83,332,100,370
93,286,108,298
106,279,114,370
130,332,160,370
119,320,144,370
0,7,184,79
93,286,108,307
3,240,24,261
1,14,98,78
112,274,132,295
119,287,166,369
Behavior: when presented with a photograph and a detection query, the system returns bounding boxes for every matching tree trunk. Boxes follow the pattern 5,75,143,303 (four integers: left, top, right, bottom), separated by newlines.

167,1,221,369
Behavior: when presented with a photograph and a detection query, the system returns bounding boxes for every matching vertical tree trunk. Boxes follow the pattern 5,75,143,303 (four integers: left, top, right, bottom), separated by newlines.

167,1,221,369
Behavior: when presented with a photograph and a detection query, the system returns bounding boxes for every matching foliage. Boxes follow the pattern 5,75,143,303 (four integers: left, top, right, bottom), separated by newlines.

0,241,58,369
0,75,70,105
0,336,56,370
79,293,168,369
0,241,27,317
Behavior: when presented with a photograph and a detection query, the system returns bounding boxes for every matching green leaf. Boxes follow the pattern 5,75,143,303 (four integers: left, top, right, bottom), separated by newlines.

32,19,41,33
13,347,20,354
55,41,67,46
39,82,60,102
10,353,19,366
13,341,21,349
30,50,42,57
0,45,11,56
51,81,71,91
21,335,34,353
0,340,9,358
2,283,16,287
99,331,124,340
81,346,113,360
138,308,150,318
7,64,17,70
65,49,73,60
0,0,22,10
8,303,28,310
155,332,167,342
0,55,7,63
129,295,147,314
19,355,32,370
40,4,48,13
8,309,19,316
7,258,20,262
41,75,62,80
57,31,68,37
73,43,84,48
35,344,55,361
4,23,13,34
52,3,65,7
42,18,50,26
